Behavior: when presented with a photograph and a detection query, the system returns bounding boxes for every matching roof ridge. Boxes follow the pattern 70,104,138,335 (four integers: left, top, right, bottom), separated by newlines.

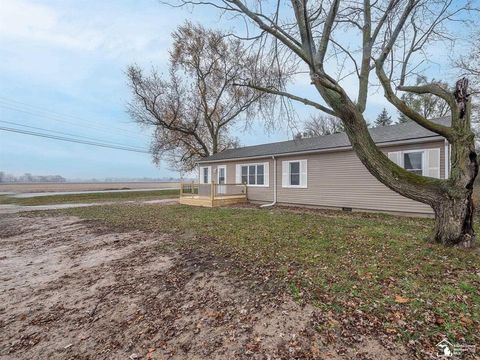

201,116,449,162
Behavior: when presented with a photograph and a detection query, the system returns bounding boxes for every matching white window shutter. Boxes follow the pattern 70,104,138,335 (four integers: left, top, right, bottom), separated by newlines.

300,160,308,188
235,164,241,184
425,148,440,178
207,166,212,183
263,162,269,186
388,151,402,166
282,161,289,187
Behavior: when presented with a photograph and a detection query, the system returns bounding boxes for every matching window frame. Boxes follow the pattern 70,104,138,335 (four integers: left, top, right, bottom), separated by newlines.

199,166,211,184
402,150,424,176
282,159,308,188
387,148,441,179
289,161,301,186
238,163,268,187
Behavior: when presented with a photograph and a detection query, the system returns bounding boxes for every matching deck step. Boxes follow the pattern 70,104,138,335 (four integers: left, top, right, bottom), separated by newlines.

179,195,247,207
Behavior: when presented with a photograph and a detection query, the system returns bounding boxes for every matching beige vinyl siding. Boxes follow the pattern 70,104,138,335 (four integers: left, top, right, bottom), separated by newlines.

199,139,445,215
275,140,444,214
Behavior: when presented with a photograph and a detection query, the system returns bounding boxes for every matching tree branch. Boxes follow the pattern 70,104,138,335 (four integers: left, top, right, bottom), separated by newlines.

234,82,336,115
397,83,457,112
375,63,454,140
227,0,311,64
314,0,340,69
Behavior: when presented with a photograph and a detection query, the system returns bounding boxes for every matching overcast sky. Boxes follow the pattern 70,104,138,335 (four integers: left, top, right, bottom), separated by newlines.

0,0,469,179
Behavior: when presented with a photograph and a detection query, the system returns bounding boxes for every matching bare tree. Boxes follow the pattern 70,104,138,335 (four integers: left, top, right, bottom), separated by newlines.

455,31,480,93
295,115,344,138
169,1,478,247
127,22,270,171
455,32,480,141
398,76,450,123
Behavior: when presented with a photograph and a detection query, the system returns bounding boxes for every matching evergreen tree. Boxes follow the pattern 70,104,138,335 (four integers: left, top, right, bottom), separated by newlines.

374,108,392,127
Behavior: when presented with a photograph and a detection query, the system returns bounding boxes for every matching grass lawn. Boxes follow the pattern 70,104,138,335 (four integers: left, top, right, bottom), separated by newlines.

0,189,179,206
52,203,479,355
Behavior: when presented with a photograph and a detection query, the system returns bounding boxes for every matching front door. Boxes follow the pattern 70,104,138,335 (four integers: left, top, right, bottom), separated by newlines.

217,165,226,194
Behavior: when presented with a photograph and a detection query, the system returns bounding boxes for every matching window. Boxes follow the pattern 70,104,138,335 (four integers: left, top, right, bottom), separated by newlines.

236,163,268,186
218,166,225,184
248,165,256,184
282,160,307,188
199,166,211,184
387,148,441,179
241,166,248,184
404,151,423,175
289,161,300,186
203,168,209,183
257,164,264,185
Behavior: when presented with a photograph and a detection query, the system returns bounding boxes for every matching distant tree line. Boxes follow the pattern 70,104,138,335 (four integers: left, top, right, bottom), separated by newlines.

103,177,179,182
0,172,66,183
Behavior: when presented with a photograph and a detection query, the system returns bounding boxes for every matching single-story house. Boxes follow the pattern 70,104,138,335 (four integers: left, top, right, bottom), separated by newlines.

194,117,450,215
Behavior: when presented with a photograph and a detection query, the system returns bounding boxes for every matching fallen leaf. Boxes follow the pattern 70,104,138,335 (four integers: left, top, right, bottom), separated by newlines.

395,295,410,304
460,316,473,326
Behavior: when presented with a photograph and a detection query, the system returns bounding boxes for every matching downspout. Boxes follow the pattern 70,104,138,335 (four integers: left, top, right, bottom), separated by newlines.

444,139,449,179
260,155,277,208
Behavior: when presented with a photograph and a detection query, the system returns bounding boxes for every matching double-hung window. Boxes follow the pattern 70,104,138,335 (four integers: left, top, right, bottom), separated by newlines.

388,148,440,178
199,166,211,184
236,163,268,186
282,160,307,188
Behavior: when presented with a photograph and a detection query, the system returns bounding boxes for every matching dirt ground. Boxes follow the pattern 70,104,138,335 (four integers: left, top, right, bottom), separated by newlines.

0,215,408,359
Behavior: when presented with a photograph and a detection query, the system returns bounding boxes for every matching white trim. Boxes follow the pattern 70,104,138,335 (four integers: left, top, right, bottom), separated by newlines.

282,159,308,188
444,140,449,179
426,148,441,179
388,148,441,179
237,162,269,187
402,149,425,175
217,165,226,194
199,166,211,184
260,156,277,208
197,136,445,164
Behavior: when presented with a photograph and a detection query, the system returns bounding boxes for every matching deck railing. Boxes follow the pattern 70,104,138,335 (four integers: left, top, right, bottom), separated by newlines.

180,181,247,200
179,182,199,197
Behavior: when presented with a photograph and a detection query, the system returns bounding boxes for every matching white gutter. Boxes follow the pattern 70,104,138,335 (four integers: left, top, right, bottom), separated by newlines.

260,156,277,208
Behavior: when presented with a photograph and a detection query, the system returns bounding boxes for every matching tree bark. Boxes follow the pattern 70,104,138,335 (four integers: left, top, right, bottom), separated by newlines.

313,77,478,248
431,78,479,247
432,191,476,247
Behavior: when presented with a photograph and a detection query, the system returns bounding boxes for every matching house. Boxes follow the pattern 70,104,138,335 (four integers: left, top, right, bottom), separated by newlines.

187,118,450,215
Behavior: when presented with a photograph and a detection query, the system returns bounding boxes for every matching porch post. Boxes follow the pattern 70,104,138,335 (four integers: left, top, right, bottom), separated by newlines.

211,180,215,201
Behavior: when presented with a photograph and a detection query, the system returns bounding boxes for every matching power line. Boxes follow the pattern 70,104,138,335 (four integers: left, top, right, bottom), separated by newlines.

0,99,147,140
0,120,148,151
0,102,146,140
0,126,151,154
0,96,141,134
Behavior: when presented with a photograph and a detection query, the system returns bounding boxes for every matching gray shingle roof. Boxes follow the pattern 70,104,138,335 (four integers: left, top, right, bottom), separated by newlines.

199,117,450,162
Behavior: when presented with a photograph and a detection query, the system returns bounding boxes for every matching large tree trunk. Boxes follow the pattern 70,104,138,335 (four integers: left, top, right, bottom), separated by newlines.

315,78,478,248
432,191,476,247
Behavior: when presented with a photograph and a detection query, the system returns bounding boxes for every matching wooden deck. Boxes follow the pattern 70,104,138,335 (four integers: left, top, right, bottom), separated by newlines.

179,195,247,207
